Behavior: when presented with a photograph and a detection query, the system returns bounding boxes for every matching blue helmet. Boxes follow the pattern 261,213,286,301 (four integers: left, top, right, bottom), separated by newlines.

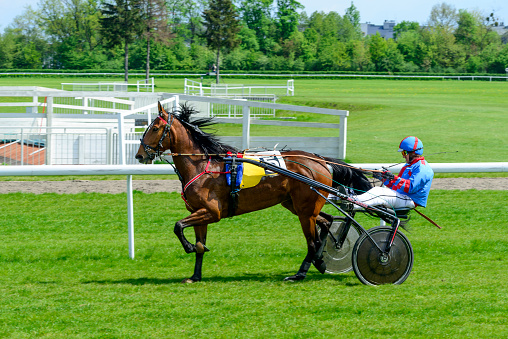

398,136,423,155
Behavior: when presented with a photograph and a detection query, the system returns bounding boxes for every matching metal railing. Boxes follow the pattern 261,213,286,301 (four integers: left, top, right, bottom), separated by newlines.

184,79,294,98
61,78,155,92
0,126,112,165
209,94,276,117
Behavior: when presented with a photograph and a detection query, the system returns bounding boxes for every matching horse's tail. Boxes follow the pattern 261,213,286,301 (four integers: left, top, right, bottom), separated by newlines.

324,157,372,195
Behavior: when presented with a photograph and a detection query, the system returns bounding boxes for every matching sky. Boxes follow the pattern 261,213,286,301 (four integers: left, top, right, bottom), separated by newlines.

1,0,507,31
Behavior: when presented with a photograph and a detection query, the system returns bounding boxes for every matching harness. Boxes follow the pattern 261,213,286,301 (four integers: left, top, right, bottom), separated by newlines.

180,158,234,216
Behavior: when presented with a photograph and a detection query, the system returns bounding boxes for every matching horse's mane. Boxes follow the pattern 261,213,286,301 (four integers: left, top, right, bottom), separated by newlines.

172,104,239,157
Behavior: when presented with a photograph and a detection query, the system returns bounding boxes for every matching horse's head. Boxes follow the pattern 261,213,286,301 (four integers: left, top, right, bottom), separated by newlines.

136,102,172,164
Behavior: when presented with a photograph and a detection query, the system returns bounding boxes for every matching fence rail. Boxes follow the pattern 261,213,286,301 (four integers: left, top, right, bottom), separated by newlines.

3,72,508,81
184,78,294,97
61,78,155,92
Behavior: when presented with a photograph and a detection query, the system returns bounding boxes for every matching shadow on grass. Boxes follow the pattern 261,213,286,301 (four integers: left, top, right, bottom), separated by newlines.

81,271,357,285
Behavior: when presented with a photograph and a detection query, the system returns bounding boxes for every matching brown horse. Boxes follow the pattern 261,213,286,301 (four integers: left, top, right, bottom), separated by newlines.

136,102,372,282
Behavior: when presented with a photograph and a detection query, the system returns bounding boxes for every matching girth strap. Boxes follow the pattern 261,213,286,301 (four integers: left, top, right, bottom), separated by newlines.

228,156,240,218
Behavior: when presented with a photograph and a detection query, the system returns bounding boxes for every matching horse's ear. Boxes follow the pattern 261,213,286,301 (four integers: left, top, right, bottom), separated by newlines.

158,101,165,116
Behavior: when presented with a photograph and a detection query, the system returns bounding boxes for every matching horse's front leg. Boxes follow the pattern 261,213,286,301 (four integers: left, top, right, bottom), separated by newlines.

181,224,209,283
174,208,218,283
174,208,216,254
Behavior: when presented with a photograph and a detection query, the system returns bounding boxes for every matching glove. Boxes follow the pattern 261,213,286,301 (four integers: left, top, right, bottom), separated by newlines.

373,170,394,181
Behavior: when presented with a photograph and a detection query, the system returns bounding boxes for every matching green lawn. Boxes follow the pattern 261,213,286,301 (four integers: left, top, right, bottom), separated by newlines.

1,76,507,337
0,190,507,338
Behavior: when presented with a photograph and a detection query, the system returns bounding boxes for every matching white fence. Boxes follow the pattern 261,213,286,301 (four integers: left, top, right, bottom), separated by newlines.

61,78,155,92
1,89,349,162
208,94,276,117
0,162,506,259
184,78,294,97
0,126,112,165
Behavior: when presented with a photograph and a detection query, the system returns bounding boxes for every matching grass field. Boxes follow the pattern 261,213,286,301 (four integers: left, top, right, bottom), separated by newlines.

0,190,507,338
1,76,507,163
1,76,507,337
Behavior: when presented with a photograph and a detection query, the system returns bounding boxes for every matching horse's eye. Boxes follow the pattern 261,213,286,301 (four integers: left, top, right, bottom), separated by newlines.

153,127,159,132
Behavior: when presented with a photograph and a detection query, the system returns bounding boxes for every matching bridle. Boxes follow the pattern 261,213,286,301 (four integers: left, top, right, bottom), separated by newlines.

140,113,174,161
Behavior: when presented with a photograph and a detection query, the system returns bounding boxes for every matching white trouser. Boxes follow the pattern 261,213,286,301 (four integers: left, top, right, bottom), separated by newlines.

353,186,415,210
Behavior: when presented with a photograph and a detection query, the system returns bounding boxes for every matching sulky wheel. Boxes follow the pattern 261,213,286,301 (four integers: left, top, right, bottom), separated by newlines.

322,217,361,274
352,226,413,285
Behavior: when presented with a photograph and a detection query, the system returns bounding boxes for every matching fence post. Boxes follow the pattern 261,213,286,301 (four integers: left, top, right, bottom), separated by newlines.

107,128,113,165
117,113,126,165
45,96,53,165
83,97,88,114
338,114,348,159
21,129,25,166
127,174,135,259
117,111,135,259
33,95,38,113
242,105,251,150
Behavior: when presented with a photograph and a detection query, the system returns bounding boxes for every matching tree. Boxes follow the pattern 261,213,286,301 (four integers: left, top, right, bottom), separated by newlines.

139,0,173,80
202,0,240,83
39,0,103,69
367,34,388,71
343,1,362,40
0,32,15,68
393,21,419,40
347,40,372,71
100,0,143,82
396,30,423,66
239,0,274,53
428,2,458,32
5,7,47,68
275,0,303,41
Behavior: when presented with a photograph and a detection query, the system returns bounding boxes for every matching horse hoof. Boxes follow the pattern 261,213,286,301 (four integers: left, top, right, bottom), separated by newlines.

284,274,306,282
184,245,196,254
181,278,197,284
195,242,210,254
313,259,327,274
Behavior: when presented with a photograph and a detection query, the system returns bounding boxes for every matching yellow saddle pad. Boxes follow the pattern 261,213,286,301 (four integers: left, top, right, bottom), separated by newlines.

240,151,287,189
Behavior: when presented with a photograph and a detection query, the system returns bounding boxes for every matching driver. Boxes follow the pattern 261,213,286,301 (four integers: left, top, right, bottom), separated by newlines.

353,136,434,210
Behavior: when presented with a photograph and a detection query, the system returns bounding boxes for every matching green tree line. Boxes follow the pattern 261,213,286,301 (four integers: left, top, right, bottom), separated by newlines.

1,0,507,75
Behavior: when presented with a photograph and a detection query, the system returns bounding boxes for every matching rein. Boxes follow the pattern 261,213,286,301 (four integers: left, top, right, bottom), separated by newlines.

164,152,381,173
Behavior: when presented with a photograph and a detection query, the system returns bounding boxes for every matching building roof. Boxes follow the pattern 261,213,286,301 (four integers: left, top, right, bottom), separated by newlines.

361,20,396,39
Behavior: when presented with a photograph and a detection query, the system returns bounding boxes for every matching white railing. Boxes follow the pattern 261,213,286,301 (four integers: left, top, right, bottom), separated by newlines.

184,78,295,97
0,126,112,165
61,78,155,92
0,162,506,259
1,90,348,160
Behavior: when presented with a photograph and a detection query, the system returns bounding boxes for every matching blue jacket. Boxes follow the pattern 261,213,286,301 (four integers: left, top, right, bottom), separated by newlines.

384,157,434,207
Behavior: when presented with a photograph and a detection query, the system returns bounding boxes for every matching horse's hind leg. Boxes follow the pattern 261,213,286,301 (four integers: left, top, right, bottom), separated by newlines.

312,212,335,273
283,214,322,282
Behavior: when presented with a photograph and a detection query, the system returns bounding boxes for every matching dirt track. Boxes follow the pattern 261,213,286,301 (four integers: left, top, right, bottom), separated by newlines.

0,178,507,194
